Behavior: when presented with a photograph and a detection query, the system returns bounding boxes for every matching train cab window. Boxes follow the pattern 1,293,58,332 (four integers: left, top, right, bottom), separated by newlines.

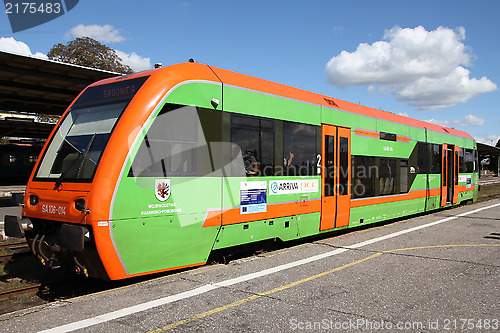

283,121,318,176
230,114,274,176
35,102,127,180
34,75,149,182
129,104,221,177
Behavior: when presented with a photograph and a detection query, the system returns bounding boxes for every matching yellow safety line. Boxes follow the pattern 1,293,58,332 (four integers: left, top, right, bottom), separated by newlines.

147,244,500,332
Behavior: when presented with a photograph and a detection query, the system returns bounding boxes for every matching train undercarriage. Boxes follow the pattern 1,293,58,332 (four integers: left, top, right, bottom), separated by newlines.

4,215,109,279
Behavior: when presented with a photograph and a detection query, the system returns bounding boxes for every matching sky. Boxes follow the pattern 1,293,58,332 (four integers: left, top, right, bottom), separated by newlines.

1,0,499,145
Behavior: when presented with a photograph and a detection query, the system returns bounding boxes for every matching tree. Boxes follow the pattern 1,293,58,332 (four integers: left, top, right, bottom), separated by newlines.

496,139,500,148
47,37,134,74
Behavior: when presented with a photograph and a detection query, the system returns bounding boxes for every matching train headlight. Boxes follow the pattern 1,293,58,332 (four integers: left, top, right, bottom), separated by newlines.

29,194,39,206
75,199,86,213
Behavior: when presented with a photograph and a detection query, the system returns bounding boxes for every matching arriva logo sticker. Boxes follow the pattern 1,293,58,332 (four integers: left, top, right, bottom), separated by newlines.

268,179,319,195
155,179,171,202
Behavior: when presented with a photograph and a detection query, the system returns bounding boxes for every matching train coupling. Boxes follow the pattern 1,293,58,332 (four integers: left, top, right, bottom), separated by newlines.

4,215,91,276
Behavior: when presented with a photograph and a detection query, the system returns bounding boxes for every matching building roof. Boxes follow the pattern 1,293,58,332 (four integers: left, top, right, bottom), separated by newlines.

477,142,500,156
0,50,120,139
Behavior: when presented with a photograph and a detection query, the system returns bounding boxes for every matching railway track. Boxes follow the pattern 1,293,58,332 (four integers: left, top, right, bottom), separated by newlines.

0,240,40,303
0,240,30,263
0,277,80,302
1,240,99,306
0,240,29,250
0,283,41,301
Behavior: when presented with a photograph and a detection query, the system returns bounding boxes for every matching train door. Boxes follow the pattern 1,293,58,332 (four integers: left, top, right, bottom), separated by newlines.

453,145,460,204
441,144,459,206
320,124,351,231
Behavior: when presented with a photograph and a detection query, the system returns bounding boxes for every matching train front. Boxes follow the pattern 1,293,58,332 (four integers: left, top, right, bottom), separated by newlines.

3,72,154,280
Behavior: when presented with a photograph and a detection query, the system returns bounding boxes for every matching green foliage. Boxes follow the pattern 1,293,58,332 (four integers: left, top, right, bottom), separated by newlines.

47,37,134,74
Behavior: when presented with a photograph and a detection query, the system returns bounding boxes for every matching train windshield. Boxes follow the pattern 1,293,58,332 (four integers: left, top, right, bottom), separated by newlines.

35,76,149,182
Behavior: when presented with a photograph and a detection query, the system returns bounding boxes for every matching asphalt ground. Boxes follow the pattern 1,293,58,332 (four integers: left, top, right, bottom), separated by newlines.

0,198,499,332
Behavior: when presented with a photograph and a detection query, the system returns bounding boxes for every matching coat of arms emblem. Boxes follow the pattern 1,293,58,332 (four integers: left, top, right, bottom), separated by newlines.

155,179,171,201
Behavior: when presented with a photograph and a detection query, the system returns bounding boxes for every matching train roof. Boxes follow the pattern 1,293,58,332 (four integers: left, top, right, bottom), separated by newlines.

91,63,474,140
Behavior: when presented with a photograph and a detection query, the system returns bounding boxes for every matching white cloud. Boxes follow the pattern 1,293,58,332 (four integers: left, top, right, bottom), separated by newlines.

462,114,485,126
325,26,497,110
67,24,125,43
394,67,497,110
115,50,151,72
474,134,500,146
426,114,485,128
0,37,47,59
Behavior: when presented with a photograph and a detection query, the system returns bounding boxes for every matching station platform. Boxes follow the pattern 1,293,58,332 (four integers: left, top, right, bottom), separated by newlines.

0,185,26,199
479,176,500,186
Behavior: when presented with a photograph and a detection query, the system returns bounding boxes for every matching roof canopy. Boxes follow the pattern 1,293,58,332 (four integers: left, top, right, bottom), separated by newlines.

0,51,120,139
477,142,500,156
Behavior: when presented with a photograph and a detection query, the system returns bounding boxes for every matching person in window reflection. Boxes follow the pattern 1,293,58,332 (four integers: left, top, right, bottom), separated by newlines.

284,151,294,167
284,151,295,175
243,149,259,175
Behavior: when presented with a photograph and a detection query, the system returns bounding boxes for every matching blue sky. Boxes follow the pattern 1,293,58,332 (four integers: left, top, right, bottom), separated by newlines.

1,0,499,145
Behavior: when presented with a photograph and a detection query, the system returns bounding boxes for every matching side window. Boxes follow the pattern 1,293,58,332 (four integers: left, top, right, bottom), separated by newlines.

417,142,430,174
459,148,466,173
129,104,221,177
430,144,441,174
464,149,474,173
400,159,409,193
338,137,349,195
352,156,411,198
230,114,274,176
283,121,318,176
474,149,478,172
2,154,17,165
351,155,376,198
379,158,397,195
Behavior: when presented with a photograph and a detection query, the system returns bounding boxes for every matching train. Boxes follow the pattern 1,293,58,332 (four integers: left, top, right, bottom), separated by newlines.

0,144,42,185
4,63,479,280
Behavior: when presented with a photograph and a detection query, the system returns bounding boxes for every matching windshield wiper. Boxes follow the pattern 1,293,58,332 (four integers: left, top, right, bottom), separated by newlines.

76,133,97,178
54,133,96,188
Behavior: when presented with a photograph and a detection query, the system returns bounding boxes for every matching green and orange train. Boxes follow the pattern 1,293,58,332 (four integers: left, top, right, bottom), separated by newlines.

4,63,478,280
